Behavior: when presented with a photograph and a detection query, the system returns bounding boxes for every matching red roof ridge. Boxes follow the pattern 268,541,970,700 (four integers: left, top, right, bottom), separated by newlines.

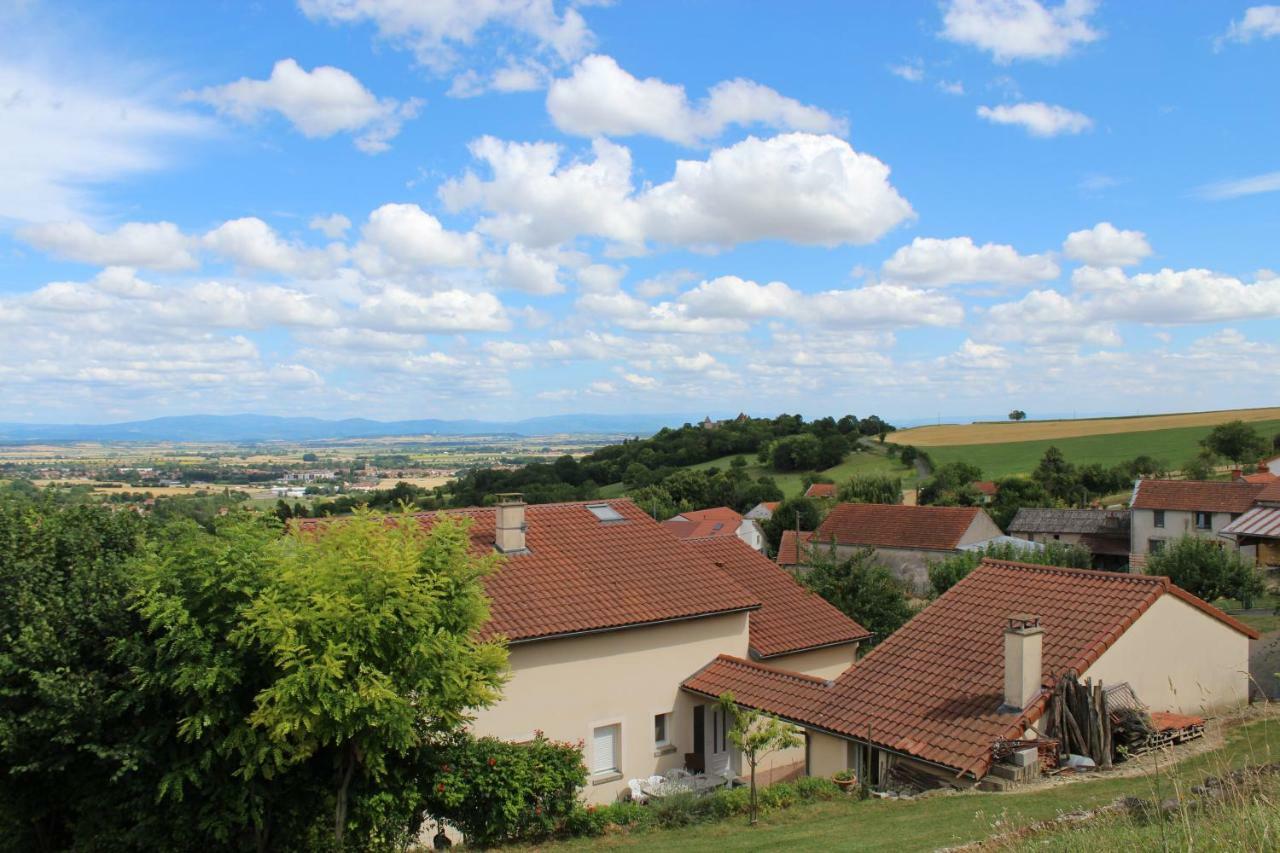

689,654,836,688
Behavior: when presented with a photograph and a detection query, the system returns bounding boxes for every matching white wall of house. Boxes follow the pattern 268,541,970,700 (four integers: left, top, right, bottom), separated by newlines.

1264,457,1279,475
1131,508,1255,561
762,642,858,681
736,519,765,551
1084,592,1251,714
471,611,751,804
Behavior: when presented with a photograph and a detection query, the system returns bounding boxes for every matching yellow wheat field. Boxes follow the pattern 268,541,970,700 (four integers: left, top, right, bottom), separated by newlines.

893,406,1280,448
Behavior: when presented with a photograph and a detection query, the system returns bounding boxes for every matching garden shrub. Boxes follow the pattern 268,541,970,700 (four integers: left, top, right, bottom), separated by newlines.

421,732,586,846
706,785,751,818
758,781,798,810
649,791,719,828
793,776,840,801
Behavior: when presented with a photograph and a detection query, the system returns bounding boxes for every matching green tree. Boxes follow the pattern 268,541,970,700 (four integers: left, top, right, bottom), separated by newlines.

769,434,822,471
1182,452,1217,481
301,452,318,462
233,511,508,845
926,540,1094,598
718,692,801,826
987,476,1052,530
800,547,913,645
1033,446,1082,503
1201,420,1269,465
763,497,824,552
1145,535,1265,607
837,474,903,505
917,461,984,506
1009,409,1027,421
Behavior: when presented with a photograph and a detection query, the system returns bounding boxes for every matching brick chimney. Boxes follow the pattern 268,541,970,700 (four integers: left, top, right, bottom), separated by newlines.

1231,468,1243,481
495,493,528,554
1002,614,1043,711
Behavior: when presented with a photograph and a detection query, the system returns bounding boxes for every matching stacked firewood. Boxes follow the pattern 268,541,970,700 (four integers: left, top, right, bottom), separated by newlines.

1042,673,1113,768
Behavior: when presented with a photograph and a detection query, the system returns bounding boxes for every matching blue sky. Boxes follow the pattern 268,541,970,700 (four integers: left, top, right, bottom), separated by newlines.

1,0,1278,424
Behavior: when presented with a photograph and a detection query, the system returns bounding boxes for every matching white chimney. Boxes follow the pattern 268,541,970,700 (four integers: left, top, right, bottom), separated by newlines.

1002,614,1043,711
495,494,527,554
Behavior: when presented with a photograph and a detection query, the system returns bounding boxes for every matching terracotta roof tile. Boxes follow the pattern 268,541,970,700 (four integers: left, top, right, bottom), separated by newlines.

1131,479,1263,513
682,559,1257,779
687,536,869,657
973,481,998,497
683,655,833,721
776,529,814,567
661,517,742,540
804,483,838,499
815,503,987,551
672,507,743,524
1239,471,1278,485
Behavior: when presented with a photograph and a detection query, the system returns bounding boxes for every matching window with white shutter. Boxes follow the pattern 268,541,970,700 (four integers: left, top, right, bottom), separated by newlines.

592,724,620,776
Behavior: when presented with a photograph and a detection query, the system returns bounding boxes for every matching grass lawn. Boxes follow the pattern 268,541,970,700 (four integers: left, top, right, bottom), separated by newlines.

909,418,1280,480
531,714,1280,852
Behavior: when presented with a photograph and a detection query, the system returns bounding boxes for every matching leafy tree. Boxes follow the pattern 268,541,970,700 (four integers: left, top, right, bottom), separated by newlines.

837,475,903,505
1033,447,1081,503
1146,535,1266,607
629,485,685,520
917,461,984,506
800,547,913,645
233,511,508,845
763,497,824,552
987,476,1051,530
926,540,1094,597
1009,410,1027,421
1182,452,1217,481
717,693,801,826
769,434,823,471
301,452,318,462
1201,420,1269,465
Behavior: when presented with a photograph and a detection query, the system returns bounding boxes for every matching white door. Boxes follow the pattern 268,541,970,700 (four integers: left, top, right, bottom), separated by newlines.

705,704,731,776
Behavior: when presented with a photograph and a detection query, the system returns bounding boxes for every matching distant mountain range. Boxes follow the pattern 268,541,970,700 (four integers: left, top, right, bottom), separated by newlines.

0,413,708,443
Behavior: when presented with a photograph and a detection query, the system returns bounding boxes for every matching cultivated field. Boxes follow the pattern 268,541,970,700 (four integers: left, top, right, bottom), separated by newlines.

893,406,1280,447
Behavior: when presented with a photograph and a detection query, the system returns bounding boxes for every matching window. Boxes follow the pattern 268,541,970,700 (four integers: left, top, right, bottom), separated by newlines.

654,713,671,747
591,724,620,776
586,503,625,523
1195,511,1211,530
1153,510,1165,528
1149,539,1166,554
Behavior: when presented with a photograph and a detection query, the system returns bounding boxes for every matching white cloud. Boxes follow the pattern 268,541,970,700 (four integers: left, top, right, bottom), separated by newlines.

91,267,160,299
0,60,207,221
809,284,965,328
941,0,1101,62
882,236,1060,286
442,133,914,250
490,243,564,294
190,59,421,153
1197,171,1280,200
635,269,698,298
938,79,966,95
356,286,510,332
1217,6,1280,47
154,282,341,329
621,372,658,389
575,291,748,334
676,276,798,319
17,220,197,270
547,54,845,145
977,101,1093,136
310,213,352,238
576,263,627,294
203,217,339,277
888,61,924,82
27,281,116,313
298,0,593,73
1071,265,1280,324
983,288,1119,345
1062,222,1152,267
353,203,482,273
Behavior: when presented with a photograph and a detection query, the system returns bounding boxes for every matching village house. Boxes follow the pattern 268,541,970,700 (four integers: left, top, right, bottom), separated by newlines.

803,482,837,500
1006,508,1130,570
1261,455,1280,476
682,560,1257,791
1129,479,1264,566
371,497,869,805
1223,479,1280,571
744,500,780,522
776,529,815,572
811,503,1003,592
662,506,765,552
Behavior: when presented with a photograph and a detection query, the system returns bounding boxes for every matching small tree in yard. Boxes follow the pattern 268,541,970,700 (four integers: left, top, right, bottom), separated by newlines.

801,547,914,645
718,692,800,826
1146,535,1265,608
1201,420,1269,465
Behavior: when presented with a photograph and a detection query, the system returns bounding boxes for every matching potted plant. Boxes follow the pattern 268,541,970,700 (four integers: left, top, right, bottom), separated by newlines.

833,769,858,792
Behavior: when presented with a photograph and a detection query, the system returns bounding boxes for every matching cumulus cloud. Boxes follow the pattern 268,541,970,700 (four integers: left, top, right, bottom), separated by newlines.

977,101,1093,136
675,276,798,318
809,284,965,328
1071,265,1280,324
353,203,482,273
489,243,564,294
881,236,1060,287
888,61,925,82
546,55,845,145
309,213,352,238
1217,5,1280,47
441,133,914,250
153,281,341,329
190,59,421,153
356,286,510,332
941,0,1101,62
983,288,1120,345
17,220,197,270
203,217,341,277
1062,222,1152,267
298,0,593,74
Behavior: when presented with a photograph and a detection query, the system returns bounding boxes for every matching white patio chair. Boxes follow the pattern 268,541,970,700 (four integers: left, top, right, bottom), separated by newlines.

647,774,666,789
627,779,647,803
664,767,691,782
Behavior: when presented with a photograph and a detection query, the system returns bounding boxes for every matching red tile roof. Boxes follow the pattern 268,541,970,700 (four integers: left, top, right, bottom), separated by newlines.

973,481,998,497
661,518,742,540
804,482,838,499
1259,480,1280,504
687,536,869,657
684,559,1257,779
814,503,987,551
1131,479,1263,513
673,507,743,524
1238,471,1278,485
776,529,814,567
683,655,833,720
303,500,761,644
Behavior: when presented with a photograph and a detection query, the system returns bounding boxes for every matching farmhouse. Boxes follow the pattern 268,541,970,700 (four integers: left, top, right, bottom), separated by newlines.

776,529,815,572
812,503,1003,592
363,497,867,804
682,560,1257,790
1006,507,1130,570
662,506,765,551
1223,479,1280,570
803,482,837,500
1129,479,1263,565
744,500,779,521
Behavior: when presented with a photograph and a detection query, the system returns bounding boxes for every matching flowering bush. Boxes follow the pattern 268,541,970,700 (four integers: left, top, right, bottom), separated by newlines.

421,732,587,846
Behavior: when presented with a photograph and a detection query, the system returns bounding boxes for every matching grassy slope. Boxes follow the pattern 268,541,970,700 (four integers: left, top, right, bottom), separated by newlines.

913,418,1280,480
534,715,1280,852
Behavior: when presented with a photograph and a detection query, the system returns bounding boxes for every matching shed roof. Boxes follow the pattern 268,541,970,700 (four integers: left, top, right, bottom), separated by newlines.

814,503,987,551
1007,508,1129,536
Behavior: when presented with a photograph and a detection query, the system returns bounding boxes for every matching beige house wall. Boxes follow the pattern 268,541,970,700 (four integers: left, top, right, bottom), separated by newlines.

471,611,751,804
762,642,858,681
959,513,1005,545
806,731,849,778
1131,508,1256,561
826,512,1003,594
1084,593,1251,714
